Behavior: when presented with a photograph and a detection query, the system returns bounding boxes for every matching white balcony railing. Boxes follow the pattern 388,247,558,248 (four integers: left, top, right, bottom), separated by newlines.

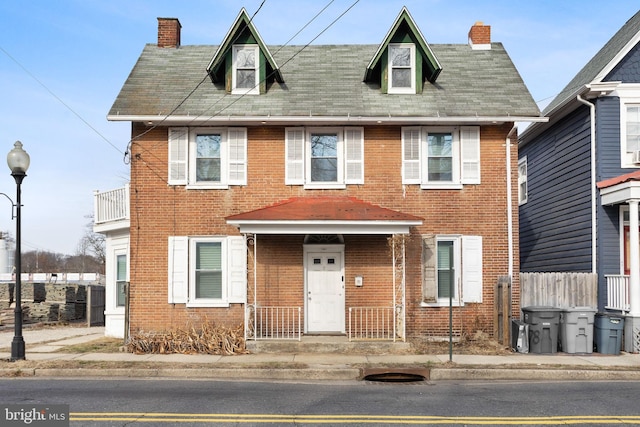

605,275,630,313
94,185,129,225
348,306,396,341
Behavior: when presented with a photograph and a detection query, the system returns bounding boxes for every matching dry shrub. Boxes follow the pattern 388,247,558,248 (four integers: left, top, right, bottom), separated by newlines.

127,322,248,355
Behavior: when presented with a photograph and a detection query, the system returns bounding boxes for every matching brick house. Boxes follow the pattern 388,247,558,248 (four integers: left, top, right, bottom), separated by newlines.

98,7,542,344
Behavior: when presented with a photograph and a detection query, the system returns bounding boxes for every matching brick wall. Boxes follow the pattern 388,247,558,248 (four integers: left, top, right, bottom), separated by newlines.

127,123,519,337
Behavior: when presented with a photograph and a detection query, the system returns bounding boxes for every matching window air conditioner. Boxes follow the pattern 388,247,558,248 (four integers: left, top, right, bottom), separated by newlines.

633,151,640,164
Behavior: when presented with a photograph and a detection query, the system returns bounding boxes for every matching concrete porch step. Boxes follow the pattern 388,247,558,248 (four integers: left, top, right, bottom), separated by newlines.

246,335,412,354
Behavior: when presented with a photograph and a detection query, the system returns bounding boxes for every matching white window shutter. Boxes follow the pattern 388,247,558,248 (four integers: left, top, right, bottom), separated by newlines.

228,128,247,185
168,128,188,185
285,128,305,185
460,126,480,184
227,236,247,303
345,127,364,184
168,236,189,304
402,128,421,184
462,235,483,303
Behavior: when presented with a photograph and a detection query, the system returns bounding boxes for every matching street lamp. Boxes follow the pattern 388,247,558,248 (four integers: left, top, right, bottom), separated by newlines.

7,141,29,361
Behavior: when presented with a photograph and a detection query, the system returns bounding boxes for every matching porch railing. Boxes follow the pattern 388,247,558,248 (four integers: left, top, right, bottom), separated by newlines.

348,306,396,341
605,275,630,313
249,306,302,341
94,185,130,224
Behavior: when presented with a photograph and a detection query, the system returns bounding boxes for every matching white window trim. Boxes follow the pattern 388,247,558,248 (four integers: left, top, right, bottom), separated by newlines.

306,127,344,189
115,252,128,308
518,156,528,205
168,235,247,308
232,44,259,95
285,126,364,189
402,126,480,189
424,235,462,307
167,127,247,189
422,126,460,189
189,127,227,189
621,99,640,167
188,237,228,308
388,43,416,94
421,234,483,307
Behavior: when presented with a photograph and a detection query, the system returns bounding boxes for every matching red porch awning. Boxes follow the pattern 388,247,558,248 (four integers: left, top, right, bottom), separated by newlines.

226,196,423,234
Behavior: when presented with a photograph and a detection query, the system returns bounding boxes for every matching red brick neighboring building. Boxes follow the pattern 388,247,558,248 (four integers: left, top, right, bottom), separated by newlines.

103,7,542,343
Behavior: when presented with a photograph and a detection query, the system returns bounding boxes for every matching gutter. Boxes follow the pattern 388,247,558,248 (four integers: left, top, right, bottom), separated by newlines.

576,94,597,274
106,114,548,126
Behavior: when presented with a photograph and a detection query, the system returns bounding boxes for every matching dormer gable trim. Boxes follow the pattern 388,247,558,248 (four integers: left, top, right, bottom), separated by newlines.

206,8,283,86
363,7,442,86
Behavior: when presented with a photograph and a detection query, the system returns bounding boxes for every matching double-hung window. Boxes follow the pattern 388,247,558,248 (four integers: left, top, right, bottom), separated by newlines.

232,45,259,95
518,157,528,205
168,236,246,307
422,235,483,306
388,43,415,94
116,254,127,307
624,104,640,165
402,126,480,188
168,127,247,188
285,127,364,188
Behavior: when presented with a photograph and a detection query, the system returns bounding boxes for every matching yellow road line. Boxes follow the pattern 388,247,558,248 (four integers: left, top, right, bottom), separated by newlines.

69,412,640,424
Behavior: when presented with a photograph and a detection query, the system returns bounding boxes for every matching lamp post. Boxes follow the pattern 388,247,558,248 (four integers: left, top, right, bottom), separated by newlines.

7,141,29,361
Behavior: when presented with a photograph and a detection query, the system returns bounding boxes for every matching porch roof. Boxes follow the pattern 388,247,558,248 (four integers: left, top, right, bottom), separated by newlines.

598,170,640,205
225,196,423,235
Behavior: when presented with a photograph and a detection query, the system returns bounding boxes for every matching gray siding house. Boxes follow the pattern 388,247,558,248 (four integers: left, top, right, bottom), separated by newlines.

519,10,640,352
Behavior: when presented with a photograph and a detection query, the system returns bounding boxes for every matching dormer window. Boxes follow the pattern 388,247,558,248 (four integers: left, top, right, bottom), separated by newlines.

388,43,415,94
233,45,259,95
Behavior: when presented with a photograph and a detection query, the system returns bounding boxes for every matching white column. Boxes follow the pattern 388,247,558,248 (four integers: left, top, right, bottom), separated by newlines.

629,200,640,316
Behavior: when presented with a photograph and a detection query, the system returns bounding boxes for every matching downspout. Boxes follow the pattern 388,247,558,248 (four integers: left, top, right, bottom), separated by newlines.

506,125,517,278
577,95,597,274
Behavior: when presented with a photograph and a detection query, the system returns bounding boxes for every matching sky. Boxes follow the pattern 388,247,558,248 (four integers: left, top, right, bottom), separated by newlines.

0,0,638,256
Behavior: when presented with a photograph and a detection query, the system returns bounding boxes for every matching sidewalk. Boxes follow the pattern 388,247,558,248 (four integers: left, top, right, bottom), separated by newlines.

1,325,639,381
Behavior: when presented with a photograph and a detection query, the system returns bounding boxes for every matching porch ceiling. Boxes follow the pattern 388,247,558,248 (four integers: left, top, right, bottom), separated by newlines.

225,196,423,234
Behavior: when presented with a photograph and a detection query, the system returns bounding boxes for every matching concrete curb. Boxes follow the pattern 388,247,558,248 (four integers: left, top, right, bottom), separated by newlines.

3,366,640,381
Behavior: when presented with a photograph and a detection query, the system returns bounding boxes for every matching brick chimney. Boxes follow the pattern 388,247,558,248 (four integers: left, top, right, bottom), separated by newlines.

157,18,181,48
468,21,491,50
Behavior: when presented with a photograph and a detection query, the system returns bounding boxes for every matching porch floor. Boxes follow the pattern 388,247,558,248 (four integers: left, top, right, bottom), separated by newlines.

246,335,412,354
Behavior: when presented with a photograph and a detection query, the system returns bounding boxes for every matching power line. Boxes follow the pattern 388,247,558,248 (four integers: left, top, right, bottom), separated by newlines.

0,45,125,156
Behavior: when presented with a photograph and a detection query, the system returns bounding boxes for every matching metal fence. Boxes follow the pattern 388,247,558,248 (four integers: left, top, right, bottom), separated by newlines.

249,306,302,340
348,306,395,341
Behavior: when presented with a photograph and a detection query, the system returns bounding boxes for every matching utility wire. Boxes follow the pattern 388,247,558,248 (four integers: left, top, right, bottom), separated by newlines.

0,45,124,156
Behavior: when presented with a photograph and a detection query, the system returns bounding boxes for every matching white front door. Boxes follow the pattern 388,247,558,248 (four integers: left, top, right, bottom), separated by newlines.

305,247,344,333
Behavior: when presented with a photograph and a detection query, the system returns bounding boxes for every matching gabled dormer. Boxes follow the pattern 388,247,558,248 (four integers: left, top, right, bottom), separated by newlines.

207,8,283,95
364,7,441,94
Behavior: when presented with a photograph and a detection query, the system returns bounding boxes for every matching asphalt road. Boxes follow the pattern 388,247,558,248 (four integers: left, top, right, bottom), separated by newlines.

2,378,640,426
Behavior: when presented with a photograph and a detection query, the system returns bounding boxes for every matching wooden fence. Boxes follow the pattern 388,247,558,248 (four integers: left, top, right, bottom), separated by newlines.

520,272,598,309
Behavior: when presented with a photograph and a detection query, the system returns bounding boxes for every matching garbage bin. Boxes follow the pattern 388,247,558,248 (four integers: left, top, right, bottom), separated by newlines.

560,307,596,354
522,306,562,354
511,319,529,353
594,314,624,355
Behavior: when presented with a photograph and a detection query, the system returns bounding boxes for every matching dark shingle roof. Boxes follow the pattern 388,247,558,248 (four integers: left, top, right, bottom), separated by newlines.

109,42,540,121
